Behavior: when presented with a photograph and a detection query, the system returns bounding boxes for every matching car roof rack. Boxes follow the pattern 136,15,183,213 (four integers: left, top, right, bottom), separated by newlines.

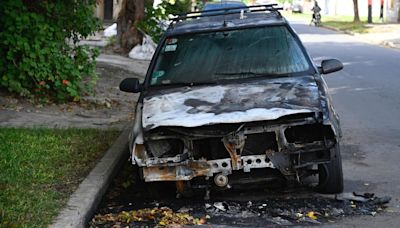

170,4,283,22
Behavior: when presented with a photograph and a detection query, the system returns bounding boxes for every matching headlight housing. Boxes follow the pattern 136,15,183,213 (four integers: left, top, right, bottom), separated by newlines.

146,139,184,158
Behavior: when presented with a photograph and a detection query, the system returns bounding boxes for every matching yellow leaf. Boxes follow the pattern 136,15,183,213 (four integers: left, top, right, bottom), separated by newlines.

307,211,317,220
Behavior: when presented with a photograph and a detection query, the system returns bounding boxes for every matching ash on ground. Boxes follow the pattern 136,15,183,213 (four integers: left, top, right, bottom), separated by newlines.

90,161,391,227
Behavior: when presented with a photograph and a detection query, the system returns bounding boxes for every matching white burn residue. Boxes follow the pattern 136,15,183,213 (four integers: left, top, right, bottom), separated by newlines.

142,76,321,130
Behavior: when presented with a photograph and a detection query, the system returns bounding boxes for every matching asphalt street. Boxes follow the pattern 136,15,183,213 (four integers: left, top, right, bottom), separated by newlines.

292,21,400,225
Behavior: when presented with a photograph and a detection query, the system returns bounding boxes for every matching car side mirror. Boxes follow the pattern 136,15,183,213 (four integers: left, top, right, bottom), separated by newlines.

319,59,343,74
119,78,142,93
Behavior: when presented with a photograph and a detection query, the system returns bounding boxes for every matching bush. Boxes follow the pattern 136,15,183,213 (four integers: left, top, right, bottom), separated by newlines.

0,0,101,102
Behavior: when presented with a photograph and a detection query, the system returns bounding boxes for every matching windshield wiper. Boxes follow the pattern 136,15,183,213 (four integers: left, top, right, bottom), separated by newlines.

214,71,287,79
150,81,217,88
215,71,258,76
214,72,282,76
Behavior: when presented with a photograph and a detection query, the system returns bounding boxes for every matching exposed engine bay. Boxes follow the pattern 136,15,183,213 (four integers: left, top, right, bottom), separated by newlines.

131,110,337,191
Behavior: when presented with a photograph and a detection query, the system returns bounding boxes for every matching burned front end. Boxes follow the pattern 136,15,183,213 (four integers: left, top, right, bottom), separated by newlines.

129,77,341,191
133,113,337,185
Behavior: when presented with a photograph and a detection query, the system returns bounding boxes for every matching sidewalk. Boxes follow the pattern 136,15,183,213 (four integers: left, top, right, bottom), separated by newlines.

0,54,149,129
322,22,400,50
355,23,400,49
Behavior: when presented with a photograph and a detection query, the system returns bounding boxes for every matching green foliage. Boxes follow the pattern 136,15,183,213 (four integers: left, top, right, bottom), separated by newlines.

106,35,117,47
138,0,192,43
0,128,119,227
0,0,101,102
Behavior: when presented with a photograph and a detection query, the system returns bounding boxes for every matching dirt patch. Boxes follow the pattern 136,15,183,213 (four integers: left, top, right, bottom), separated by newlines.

0,57,149,129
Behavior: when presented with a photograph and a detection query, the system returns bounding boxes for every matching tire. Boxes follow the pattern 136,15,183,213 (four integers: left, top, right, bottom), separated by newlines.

316,143,344,194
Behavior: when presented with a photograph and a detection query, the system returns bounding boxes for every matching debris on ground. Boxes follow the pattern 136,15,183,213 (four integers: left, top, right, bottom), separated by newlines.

92,182,392,227
91,207,206,227
104,23,117,37
128,35,156,60
91,162,393,227
198,193,391,226
269,216,293,226
213,202,227,211
336,192,391,205
306,211,318,220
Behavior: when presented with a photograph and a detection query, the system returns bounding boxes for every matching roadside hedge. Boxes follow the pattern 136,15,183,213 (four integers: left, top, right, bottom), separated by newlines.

0,0,101,102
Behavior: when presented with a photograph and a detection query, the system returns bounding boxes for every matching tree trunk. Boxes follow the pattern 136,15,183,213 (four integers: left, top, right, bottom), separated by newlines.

398,0,400,22
115,0,145,53
353,0,360,22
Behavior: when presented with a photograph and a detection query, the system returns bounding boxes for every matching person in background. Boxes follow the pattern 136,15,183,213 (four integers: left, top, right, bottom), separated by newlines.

310,1,321,26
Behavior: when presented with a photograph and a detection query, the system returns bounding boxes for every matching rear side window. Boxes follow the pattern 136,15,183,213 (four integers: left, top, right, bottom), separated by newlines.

151,26,312,85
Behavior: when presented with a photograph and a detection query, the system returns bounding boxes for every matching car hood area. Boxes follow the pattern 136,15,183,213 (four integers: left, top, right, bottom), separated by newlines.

142,75,322,130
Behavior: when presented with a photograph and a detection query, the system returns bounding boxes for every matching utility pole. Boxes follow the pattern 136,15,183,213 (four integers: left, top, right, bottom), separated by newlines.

368,0,372,23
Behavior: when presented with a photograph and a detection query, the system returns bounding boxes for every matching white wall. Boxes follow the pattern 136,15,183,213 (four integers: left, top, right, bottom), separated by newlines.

94,0,122,21
385,0,399,22
318,0,398,22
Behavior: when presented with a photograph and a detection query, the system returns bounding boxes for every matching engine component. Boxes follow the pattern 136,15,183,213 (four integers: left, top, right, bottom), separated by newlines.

146,139,183,158
214,173,229,187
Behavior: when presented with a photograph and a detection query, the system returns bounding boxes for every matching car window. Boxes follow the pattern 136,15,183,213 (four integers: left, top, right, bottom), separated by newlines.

150,26,313,86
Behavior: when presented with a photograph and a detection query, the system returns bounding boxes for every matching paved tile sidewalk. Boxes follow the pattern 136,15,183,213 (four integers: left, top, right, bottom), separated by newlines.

356,23,400,49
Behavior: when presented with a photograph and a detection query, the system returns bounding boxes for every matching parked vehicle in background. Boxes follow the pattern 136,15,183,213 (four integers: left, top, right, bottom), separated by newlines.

120,4,344,198
292,0,304,13
203,1,247,13
283,1,292,11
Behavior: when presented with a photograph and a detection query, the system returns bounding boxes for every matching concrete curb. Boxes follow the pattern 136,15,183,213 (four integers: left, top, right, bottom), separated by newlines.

50,128,130,228
321,25,356,35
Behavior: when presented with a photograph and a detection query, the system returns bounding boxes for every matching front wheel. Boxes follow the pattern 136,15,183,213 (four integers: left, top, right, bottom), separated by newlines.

316,143,344,194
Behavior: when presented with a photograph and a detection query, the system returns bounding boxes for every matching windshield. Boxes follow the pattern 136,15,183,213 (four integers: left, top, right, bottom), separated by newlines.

150,26,312,86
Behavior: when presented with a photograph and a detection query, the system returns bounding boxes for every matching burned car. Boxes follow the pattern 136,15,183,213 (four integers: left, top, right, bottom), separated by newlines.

120,5,344,196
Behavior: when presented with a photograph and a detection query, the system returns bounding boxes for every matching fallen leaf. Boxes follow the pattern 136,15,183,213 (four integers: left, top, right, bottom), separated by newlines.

307,211,317,220
198,218,207,224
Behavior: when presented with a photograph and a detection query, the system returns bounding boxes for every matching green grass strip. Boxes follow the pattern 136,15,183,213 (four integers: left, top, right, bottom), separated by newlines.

0,128,119,228
321,21,368,33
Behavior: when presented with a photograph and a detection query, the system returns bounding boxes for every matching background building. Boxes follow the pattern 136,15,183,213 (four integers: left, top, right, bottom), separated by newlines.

95,0,123,22
317,0,399,22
